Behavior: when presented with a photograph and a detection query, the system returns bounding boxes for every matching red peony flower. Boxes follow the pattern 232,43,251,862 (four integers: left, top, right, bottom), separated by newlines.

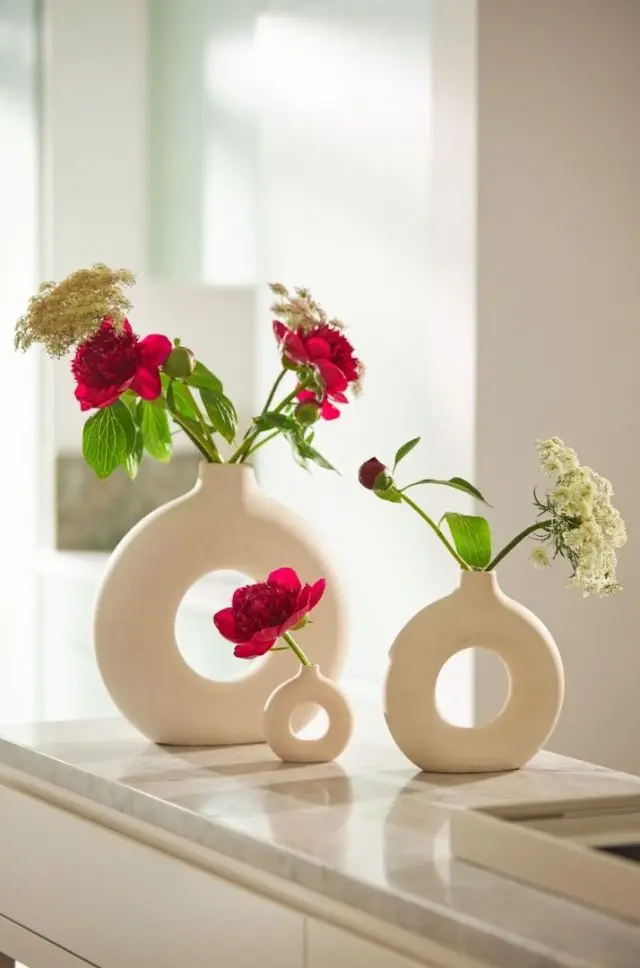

273,321,360,420
71,318,172,411
213,567,326,659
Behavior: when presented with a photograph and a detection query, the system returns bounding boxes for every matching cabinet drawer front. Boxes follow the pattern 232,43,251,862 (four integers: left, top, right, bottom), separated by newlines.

307,922,432,968
0,786,302,968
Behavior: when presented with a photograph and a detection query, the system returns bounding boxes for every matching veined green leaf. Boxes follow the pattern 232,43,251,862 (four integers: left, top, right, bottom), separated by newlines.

199,387,238,444
166,380,200,422
282,429,338,473
186,361,223,393
401,476,490,505
301,444,338,473
82,401,135,480
441,512,492,569
254,412,298,433
120,389,138,417
393,436,421,472
122,430,144,480
139,398,173,463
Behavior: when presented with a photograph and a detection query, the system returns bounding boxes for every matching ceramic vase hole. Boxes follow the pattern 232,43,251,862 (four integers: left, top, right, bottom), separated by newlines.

175,570,268,683
436,647,510,728
289,702,330,740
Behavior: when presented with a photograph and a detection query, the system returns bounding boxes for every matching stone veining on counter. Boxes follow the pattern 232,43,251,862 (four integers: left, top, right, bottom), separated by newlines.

1,709,640,968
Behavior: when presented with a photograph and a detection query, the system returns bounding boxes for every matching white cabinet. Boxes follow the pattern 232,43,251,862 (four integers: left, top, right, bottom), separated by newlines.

0,787,303,968
306,922,430,968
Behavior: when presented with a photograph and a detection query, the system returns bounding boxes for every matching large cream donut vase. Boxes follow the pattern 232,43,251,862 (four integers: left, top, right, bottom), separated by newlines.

94,462,347,745
384,570,565,773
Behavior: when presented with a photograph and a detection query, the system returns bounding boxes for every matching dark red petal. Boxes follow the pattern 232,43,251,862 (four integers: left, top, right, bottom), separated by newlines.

252,624,286,644
307,578,326,610
315,359,348,393
295,583,312,612
267,567,301,591
130,366,163,401
278,611,305,635
137,333,172,368
282,331,309,364
234,639,275,659
296,389,317,405
213,607,244,643
304,337,331,361
74,382,130,411
320,399,341,420
330,390,348,404
273,320,288,342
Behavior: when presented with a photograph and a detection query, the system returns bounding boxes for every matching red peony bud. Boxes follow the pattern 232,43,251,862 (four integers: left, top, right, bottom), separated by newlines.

358,457,389,491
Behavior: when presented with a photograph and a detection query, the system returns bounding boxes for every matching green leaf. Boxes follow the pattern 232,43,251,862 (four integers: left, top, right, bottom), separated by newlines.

375,487,402,503
123,430,144,480
186,361,223,393
282,429,338,473
82,401,135,480
120,389,138,416
166,380,200,422
139,398,173,463
301,444,338,473
254,412,299,433
402,476,490,505
199,387,238,444
441,512,492,569
393,436,421,472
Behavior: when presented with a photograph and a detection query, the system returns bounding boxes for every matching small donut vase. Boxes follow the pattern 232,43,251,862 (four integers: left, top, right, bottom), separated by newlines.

263,665,353,763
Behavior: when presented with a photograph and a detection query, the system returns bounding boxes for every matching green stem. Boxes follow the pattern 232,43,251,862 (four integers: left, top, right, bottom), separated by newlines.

485,519,553,571
399,492,470,570
170,412,216,462
182,384,223,463
229,382,303,464
244,430,280,459
263,368,287,414
282,631,311,666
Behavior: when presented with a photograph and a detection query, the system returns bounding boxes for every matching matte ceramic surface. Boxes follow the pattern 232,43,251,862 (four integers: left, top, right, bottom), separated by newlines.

94,463,347,745
263,664,353,763
385,571,564,773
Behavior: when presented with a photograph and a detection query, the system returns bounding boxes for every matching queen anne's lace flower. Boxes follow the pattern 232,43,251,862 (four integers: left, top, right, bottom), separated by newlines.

535,438,626,596
15,264,135,357
530,546,551,568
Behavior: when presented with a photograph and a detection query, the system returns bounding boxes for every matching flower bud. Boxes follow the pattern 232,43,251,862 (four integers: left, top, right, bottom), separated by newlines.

163,345,196,379
295,399,321,426
358,457,390,491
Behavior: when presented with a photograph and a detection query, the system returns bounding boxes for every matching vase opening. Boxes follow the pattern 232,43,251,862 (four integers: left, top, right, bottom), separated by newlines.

176,568,269,683
435,646,510,728
291,702,330,740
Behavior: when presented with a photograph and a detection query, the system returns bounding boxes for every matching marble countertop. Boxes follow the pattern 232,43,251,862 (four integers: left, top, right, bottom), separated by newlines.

1,709,640,968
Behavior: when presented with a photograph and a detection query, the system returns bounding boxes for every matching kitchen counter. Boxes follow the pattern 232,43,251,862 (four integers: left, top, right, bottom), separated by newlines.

1,708,640,968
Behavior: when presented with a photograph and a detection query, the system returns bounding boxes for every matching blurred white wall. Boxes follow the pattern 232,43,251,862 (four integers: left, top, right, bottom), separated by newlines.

475,0,640,772
255,0,477,723
0,0,40,718
42,0,256,453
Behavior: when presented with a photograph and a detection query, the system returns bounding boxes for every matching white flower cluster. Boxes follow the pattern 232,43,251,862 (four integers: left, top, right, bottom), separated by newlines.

530,545,551,569
536,438,627,596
